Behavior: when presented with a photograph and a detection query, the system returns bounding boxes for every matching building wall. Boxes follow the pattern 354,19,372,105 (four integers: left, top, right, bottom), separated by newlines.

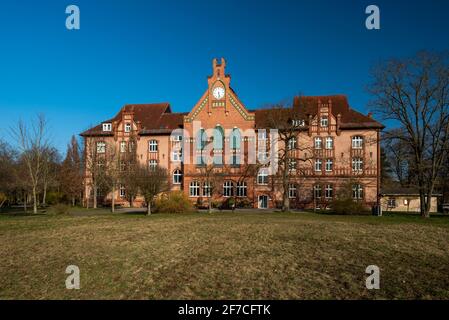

381,196,439,213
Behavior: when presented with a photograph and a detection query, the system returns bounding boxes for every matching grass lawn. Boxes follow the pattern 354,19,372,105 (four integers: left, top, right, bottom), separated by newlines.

1,209,449,299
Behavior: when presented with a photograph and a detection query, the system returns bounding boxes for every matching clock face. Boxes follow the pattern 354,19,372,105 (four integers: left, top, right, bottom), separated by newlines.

212,87,225,100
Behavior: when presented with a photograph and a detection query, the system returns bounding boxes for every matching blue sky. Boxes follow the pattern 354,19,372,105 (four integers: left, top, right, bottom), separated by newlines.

0,0,448,154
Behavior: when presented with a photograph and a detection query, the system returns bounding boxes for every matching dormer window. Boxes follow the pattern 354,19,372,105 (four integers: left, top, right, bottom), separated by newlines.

102,123,112,132
320,116,328,127
125,123,131,133
292,119,305,127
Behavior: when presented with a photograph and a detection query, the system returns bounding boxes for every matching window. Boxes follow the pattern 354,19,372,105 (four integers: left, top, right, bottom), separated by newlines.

257,168,269,185
96,142,106,153
102,123,112,132
128,141,135,152
258,151,269,162
236,182,247,197
325,137,333,149
403,199,408,205
387,198,397,208
223,181,234,197
230,154,241,166
352,136,363,149
149,159,157,171
125,123,131,132
352,157,363,172
213,126,224,150
288,137,297,150
149,140,158,152
313,185,322,199
288,184,297,199
320,116,328,127
203,182,211,197
173,170,182,184
289,158,297,171
314,137,322,149
172,135,182,142
292,119,305,127
325,159,333,172
189,181,200,197
325,184,333,199
352,184,363,200
258,130,267,140
120,141,127,153
119,184,126,198
197,129,207,150
119,161,126,171
172,149,182,162
315,159,322,172
230,128,241,150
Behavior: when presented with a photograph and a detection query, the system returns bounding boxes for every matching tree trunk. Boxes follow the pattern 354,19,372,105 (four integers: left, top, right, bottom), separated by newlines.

72,196,75,207
93,185,97,209
420,192,430,218
24,193,27,212
282,194,289,212
42,181,47,206
147,201,151,215
111,185,115,213
32,186,38,214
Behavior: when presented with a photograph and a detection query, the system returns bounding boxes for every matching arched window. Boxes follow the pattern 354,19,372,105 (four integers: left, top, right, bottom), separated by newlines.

230,128,241,150
213,126,224,150
189,181,200,197
223,181,234,197
196,129,207,150
173,170,182,184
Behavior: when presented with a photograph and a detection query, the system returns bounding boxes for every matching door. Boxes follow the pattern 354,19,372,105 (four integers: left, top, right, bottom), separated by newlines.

258,195,268,209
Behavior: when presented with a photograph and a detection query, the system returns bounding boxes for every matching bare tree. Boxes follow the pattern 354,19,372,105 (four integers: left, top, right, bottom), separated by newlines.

263,102,314,211
11,114,49,214
119,135,139,207
0,139,16,211
369,51,449,217
136,164,168,215
84,136,108,209
40,147,61,206
60,136,83,206
196,163,227,213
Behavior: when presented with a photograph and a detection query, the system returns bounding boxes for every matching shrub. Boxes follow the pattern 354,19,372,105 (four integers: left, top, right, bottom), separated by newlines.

46,191,65,205
154,191,195,213
331,198,370,215
50,203,70,215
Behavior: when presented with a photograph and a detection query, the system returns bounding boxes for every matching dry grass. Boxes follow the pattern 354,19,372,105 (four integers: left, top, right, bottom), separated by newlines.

1,211,449,299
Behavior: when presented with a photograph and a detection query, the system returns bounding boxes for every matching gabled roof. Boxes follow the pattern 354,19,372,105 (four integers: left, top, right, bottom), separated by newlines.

380,186,442,196
80,103,185,136
255,95,384,129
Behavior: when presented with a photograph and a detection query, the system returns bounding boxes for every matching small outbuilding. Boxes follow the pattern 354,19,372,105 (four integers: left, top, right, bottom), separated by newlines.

380,187,441,213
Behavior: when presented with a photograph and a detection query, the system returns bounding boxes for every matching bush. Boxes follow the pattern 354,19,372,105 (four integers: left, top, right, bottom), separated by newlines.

154,191,195,213
331,198,370,215
46,191,65,205
50,203,70,215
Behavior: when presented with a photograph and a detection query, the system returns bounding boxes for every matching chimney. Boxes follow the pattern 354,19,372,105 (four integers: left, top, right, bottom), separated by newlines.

367,112,373,118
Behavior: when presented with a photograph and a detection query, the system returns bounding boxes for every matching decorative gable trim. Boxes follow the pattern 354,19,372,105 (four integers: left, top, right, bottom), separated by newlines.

185,97,208,123
228,94,254,121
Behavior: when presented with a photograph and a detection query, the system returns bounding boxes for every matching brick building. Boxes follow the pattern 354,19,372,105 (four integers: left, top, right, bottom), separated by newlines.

81,58,384,210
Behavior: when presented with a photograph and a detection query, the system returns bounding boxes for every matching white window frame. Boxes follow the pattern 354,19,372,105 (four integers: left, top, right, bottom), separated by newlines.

96,142,106,154
288,137,297,150
202,182,211,197
352,184,363,200
172,149,182,162
315,159,322,172
173,170,182,185
119,184,126,198
223,181,234,197
288,184,297,199
325,184,333,199
172,135,183,142
352,157,363,172
120,141,127,153
149,159,157,171
125,123,132,133
236,181,247,197
257,168,269,185
314,137,322,149
325,159,333,172
149,140,158,153
352,136,363,149
320,116,328,127
189,181,200,197
325,137,333,149
313,185,322,199
102,123,112,132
